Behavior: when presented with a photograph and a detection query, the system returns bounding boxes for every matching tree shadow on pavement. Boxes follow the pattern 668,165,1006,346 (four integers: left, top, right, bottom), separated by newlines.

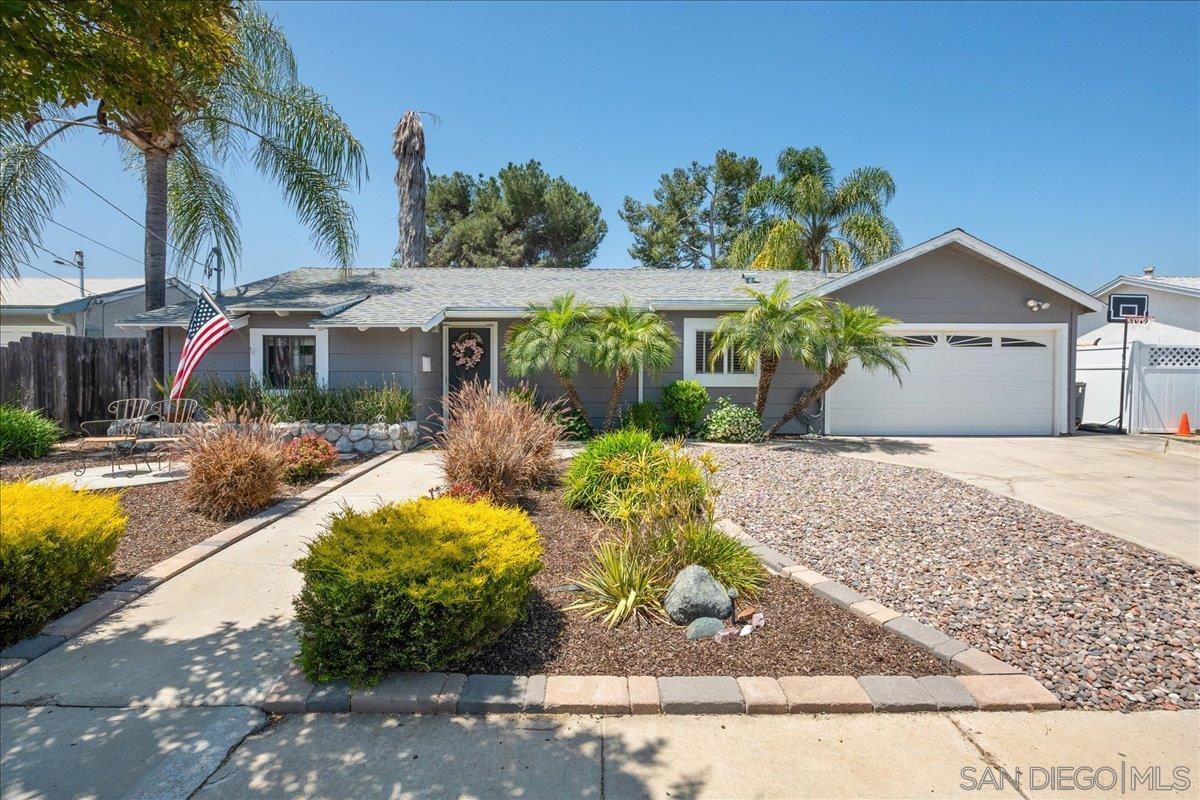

193,712,694,800
766,436,933,456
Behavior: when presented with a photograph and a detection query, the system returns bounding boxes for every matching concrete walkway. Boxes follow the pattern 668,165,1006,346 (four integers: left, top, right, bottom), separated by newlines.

781,434,1200,565
4,447,1198,799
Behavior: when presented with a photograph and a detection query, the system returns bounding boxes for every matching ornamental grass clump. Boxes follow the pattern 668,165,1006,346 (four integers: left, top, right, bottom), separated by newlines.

0,405,62,460
434,381,563,503
183,406,283,520
293,496,542,685
0,482,125,646
281,434,339,482
561,427,658,511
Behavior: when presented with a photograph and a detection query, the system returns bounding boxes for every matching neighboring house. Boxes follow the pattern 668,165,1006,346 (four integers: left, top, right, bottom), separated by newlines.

1076,269,1199,428
119,229,1103,436
0,276,195,345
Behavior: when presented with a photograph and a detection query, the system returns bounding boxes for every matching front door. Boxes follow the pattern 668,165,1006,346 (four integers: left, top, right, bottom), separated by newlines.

446,325,492,394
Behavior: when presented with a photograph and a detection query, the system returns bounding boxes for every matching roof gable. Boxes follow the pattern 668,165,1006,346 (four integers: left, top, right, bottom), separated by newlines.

1091,275,1200,299
814,229,1105,313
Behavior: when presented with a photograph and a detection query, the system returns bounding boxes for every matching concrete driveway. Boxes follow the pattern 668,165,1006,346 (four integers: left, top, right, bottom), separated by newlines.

789,433,1200,566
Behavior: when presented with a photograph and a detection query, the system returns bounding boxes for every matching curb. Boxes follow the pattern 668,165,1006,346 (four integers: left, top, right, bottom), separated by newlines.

261,671,1059,716
0,449,404,678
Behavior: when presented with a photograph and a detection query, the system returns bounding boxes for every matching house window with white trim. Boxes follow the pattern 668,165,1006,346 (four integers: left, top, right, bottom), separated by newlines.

263,335,316,388
683,318,758,387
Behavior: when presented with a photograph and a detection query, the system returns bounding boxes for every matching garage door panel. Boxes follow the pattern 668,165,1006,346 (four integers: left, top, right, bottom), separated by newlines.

826,330,1055,436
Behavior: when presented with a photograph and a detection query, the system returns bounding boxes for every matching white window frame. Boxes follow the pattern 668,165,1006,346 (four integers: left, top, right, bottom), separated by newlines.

683,318,758,388
249,327,329,387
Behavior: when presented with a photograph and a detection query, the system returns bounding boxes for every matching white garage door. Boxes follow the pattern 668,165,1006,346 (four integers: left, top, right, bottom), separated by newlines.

825,330,1057,436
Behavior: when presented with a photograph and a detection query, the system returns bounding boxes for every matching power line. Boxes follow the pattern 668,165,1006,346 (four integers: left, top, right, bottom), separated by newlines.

36,213,142,266
31,241,80,268
44,152,208,271
10,257,97,296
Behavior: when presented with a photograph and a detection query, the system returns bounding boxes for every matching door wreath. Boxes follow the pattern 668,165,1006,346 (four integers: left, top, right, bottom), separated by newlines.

451,332,485,371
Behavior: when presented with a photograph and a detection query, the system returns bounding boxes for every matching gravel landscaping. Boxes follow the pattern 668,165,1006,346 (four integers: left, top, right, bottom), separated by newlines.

454,475,952,678
705,443,1200,712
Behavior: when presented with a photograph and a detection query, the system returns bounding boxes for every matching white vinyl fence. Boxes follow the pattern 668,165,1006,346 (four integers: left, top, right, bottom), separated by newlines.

1125,344,1200,433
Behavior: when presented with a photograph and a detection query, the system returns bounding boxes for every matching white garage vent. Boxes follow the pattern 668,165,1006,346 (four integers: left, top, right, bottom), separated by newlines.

947,335,992,347
900,334,937,347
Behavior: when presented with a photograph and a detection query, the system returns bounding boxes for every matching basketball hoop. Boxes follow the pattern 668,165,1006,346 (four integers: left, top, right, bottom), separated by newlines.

1125,315,1155,325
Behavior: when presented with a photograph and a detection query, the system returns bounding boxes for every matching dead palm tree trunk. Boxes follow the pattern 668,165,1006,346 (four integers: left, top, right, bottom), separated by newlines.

393,111,426,267
766,365,845,437
143,150,169,398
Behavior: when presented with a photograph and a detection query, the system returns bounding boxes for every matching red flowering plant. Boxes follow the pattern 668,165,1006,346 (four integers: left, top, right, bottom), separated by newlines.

281,434,340,482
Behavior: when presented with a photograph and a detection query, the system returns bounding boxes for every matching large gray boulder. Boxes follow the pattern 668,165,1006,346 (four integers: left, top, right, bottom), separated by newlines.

665,565,732,624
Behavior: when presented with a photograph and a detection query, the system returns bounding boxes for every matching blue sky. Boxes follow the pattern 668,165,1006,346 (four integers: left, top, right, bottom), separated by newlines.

35,1,1200,293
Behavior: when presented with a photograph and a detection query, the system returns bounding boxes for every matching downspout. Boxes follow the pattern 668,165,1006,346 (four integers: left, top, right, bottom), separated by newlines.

46,309,79,335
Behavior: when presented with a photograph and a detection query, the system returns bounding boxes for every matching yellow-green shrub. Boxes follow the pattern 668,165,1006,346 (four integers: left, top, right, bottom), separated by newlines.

293,496,542,685
0,482,125,646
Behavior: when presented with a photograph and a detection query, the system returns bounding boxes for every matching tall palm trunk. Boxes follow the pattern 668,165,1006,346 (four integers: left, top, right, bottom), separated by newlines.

557,373,589,421
754,352,778,417
393,111,426,267
143,150,169,399
766,365,845,437
604,364,631,430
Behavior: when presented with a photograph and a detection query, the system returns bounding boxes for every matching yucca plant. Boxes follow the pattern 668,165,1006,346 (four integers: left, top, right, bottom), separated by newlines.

566,541,667,628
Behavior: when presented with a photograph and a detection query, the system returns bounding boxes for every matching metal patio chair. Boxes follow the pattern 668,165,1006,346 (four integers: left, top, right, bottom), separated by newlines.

76,397,152,477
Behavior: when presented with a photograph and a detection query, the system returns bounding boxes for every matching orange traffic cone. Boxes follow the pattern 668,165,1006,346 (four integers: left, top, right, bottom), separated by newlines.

1179,413,1194,437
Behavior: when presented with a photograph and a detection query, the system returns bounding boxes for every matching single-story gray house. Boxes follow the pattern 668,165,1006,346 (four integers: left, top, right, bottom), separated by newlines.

119,229,1104,436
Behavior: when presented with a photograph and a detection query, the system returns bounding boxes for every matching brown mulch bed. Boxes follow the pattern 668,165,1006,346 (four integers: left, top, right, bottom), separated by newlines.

455,479,952,678
1,442,363,594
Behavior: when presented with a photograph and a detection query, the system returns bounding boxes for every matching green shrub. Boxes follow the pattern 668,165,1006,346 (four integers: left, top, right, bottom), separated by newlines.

622,401,665,437
562,428,658,511
661,380,709,435
293,496,542,684
592,442,712,526
197,374,413,424
672,522,766,599
567,541,666,628
557,405,594,440
700,398,764,443
281,434,340,482
0,405,61,460
0,482,125,646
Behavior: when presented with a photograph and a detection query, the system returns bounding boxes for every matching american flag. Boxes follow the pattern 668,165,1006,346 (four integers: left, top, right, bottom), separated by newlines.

170,290,236,399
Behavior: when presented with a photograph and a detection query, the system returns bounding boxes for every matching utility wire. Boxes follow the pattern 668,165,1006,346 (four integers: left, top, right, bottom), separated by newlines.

36,213,142,266
9,257,98,296
31,241,81,268
44,153,208,271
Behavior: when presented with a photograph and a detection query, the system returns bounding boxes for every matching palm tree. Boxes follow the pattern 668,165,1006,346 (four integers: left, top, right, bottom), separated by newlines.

766,302,908,437
392,110,426,267
710,279,824,416
592,299,677,430
731,146,901,272
504,293,596,421
1,4,365,394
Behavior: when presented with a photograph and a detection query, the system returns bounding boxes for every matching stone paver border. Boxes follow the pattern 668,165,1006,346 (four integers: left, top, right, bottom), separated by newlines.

261,672,1057,715
0,450,405,678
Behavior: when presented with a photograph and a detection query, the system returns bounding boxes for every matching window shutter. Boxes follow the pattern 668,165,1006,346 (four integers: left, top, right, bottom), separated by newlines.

695,331,710,373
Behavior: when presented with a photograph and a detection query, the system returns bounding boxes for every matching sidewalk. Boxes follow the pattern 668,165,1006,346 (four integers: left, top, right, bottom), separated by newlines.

3,449,1198,799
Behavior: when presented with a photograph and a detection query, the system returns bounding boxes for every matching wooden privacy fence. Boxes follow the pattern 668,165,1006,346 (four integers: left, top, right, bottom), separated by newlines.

0,332,152,432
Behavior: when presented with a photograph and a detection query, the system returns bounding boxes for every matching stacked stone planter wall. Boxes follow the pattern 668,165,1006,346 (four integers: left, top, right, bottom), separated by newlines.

114,420,420,455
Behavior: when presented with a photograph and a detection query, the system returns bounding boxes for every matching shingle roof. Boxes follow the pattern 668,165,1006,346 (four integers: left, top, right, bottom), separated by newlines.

1092,274,1200,298
119,267,834,328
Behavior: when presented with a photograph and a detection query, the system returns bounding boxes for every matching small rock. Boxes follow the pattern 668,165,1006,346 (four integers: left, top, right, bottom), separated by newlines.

548,583,582,593
334,437,354,453
686,617,725,640
734,604,757,623
739,624,754,637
